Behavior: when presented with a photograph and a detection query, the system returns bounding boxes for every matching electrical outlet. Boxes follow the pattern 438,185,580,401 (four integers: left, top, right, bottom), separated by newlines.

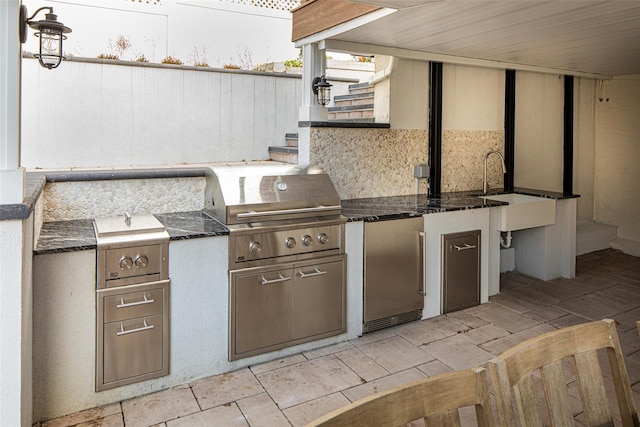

414,164,429,179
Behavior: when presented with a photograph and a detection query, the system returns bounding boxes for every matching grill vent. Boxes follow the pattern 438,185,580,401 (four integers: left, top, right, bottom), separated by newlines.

363,310,422,333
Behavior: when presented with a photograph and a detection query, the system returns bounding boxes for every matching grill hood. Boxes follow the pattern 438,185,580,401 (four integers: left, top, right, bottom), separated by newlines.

204,164,342,225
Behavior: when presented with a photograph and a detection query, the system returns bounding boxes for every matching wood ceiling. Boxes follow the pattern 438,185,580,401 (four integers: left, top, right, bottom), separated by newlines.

297,0,640,77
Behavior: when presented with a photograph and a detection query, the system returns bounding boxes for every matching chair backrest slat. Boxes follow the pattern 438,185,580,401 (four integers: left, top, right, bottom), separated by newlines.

574,350,612,426
541,359,574,427
515,375,544,427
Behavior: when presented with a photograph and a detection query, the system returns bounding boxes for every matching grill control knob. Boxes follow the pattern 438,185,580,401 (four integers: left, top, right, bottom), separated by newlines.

318,233,329,244
249,241,262,253
134,255,148,268
119,256,133,270
302,235,313,246
285,237,297,249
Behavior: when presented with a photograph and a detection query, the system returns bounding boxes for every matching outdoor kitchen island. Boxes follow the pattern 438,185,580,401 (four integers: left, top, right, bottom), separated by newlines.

30,169,578,422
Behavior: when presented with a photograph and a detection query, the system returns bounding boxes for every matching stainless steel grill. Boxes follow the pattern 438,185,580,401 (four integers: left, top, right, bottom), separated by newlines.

93,213,170,391
204,164,347,360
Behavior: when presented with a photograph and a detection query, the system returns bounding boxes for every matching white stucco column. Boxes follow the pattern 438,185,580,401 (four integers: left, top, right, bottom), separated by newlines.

0,2,32,427
1,1,25,204
298,43,328,122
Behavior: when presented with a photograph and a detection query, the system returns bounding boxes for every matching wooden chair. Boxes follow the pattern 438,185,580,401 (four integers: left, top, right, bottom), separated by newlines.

488,319,639,427
305,366,493,427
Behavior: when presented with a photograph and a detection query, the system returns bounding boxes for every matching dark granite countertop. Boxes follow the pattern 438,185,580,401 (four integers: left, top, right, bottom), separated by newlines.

342,188,579,222
34,211,228,255
34,187,578,254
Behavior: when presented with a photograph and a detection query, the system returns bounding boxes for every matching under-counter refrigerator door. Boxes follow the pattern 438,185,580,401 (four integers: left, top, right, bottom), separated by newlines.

364,217,425,325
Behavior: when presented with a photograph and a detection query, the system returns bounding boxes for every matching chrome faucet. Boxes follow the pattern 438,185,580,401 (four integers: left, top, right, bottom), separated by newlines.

483,150,507,194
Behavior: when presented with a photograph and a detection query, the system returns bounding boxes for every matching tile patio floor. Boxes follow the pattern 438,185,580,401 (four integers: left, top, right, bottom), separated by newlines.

38,248,640,427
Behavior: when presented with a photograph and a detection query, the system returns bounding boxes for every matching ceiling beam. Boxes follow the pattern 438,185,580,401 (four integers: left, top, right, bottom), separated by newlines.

319,39,612,79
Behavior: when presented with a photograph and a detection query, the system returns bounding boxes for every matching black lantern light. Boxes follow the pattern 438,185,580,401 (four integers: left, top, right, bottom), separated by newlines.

19,6,72,70
312,75,332,106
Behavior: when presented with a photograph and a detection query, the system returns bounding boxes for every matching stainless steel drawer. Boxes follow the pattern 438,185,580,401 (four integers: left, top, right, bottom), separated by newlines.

102,282,167,323
102,314,165,385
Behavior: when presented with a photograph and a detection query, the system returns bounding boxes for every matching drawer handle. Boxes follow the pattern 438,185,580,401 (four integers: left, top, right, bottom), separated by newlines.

298,267,327,278
116,319,154,336
454,243,477,251
117,294,155,309
261,273,291,285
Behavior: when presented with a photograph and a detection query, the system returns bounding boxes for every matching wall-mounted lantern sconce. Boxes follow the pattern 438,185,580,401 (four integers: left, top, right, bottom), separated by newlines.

312,75,332,106
19,6,72,70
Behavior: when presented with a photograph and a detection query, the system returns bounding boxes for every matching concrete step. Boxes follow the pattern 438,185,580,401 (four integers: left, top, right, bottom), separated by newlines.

268,146,298,164
348,82,374,94
334,92,374,108
576,221,617,255
285,133,298,147
325,117,376,124
328,104,374,120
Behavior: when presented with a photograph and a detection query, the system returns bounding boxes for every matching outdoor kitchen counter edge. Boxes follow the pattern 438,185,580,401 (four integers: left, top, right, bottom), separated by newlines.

341,188,579,222
34,188,578,254
34,211,229,255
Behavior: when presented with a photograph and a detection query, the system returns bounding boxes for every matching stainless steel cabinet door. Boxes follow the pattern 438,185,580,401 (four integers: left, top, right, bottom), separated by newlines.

232,268,293,355
292,259,345,340
442,230,480,313
103,314,165,384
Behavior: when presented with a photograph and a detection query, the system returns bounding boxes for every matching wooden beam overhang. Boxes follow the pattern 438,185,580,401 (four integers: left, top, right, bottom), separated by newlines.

291,0,381,42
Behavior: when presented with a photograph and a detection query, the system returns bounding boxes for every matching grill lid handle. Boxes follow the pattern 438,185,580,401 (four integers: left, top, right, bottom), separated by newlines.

236,205,341,219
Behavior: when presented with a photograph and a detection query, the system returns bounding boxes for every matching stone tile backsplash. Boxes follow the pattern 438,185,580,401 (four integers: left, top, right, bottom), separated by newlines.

310,128,429,199
43,177,206,221
441,129,505,193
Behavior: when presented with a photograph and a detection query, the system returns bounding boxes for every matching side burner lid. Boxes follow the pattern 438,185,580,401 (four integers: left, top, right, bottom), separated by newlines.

94,213,165,238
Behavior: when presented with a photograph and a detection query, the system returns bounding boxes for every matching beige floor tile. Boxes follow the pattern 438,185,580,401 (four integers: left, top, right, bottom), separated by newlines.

548,313,591,329
335,347,389,382
256,355,363,409
490,291,543,313
349,328,397,347
358,336,434,373
416,359,454,377
166,403,248,427
75,413,124,427
282,393,351,427
236,392,290,427
191,368,264,410
524,305,571,323
394,315,468,346
474,303,541,333
122,385,200,427
445,310,490,328
422,334,495,370
460,323,510,345
480,323,557,356
341,368,426,403
555,292,627,320
611,307,640,332
303,341,355,360
41,403,122,427
250,354,308,376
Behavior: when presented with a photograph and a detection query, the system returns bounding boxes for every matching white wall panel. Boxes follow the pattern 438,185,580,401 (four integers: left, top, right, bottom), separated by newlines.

443,64,504,131
21,59,301,169
514,71,564,192
595,75,640,241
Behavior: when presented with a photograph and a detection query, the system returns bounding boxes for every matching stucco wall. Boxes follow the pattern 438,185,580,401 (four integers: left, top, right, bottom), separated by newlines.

594,75,640,241
21,58,301,169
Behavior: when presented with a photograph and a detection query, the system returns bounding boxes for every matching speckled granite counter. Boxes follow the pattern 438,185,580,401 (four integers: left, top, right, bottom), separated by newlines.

34,211,228,255
341,188,579,222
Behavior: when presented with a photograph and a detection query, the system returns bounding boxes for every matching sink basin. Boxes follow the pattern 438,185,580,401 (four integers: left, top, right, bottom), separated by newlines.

480,193,556,231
